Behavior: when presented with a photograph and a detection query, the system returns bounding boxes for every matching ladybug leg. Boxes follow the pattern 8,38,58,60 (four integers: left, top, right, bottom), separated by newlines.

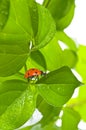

33,75,39,80
27,76,35,81
30,75,38,81
36,75,39,80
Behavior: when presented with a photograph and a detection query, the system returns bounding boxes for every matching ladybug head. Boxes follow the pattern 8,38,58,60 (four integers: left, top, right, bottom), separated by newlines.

41,71,46,76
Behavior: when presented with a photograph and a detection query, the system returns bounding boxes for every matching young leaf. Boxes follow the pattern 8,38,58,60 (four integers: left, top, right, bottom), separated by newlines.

43,0,75,30
62,107,81,130
0,0,10,31
36,66,81,107
0,80,37,130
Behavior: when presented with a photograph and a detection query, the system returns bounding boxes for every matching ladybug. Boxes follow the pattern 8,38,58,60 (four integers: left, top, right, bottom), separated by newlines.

24,68,45,79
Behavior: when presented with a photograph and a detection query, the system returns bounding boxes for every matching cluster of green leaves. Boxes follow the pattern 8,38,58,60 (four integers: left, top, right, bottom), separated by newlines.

0,0,84,130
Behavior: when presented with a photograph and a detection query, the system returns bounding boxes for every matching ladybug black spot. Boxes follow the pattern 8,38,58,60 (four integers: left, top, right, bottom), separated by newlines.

32,68,35,70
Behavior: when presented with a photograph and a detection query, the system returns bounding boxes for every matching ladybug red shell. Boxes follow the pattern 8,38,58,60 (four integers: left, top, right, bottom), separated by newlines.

24,68,44,79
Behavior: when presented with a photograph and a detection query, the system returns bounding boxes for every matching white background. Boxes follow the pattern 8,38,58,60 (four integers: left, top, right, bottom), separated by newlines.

65,0,86,45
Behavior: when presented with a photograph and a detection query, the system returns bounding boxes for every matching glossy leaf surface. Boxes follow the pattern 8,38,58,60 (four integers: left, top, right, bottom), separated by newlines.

0,80,36,129
36,66,81,107
0,0,10,31
0,0,56,76
43,0,75,29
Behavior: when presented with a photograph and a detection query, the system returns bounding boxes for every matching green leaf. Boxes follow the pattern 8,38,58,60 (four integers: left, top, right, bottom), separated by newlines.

36,66,81,107
56,31,77,51
62,107,81,130
0,0,35,76
2,0,33,36
40,34,63,71
29,34,78,71
43,0,75,30
37,95,61,126
43,0,73,18
0,80,37,130
27,34,62,71
2,0,55,47
56,3,75,30
0,40,29,77
0,0,10,31
34,4,56,49
0,72,26,82
76,45,86,83
26,0,38,37
62,49,78,68
2,0,39,37
0,0,56,77
27,50,47,71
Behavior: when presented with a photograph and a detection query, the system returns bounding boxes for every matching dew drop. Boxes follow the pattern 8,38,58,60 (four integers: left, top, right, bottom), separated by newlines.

57,87,60,91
